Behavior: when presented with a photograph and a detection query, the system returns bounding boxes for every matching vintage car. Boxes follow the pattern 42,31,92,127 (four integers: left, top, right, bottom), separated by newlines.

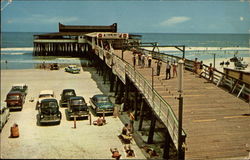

66,96,89,120
65,65,80,74
37,98,62,125
5,90,25,111
36,90,55,110
10,83,28,96
60,89,76,107
89,94,114,114
0,104,10,132
50,63,59,70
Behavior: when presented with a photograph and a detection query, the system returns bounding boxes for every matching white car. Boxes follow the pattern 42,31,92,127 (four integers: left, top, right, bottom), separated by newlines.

0,104,10,132
36,90,55,110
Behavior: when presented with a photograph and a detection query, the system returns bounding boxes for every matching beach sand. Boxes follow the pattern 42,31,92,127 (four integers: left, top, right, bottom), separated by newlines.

0,68,146,159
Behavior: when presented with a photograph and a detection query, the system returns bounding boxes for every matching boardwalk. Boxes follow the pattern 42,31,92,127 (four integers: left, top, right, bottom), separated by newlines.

114,50,250,159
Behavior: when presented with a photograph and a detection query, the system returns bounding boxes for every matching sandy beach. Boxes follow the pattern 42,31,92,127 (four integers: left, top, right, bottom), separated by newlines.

0,67,146,159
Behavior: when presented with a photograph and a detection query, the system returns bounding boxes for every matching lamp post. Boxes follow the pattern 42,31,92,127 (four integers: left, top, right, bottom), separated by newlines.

177,59,185,159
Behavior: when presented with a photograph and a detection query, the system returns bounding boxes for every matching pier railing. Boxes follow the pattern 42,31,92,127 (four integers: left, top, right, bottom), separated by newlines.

88,41,185,150
126,64,183,148
139,48,250,101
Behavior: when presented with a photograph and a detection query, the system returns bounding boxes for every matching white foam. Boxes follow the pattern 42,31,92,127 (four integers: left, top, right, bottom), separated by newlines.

1,52,27,55
1,47,33,52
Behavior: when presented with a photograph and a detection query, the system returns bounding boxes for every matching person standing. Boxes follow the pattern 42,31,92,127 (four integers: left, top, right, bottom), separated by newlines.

156,60,162,76
208,63,214,82
141,54,145,68
129,111,135,133
165,61,171,79
172,60,177,77
132,53,136,67
193,58,198,74
147,55,152,67
138,52,142,66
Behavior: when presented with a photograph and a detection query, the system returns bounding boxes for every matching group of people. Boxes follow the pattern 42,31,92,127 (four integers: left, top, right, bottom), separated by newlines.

156,60,178,79
132,50,152,68
193,58,214,81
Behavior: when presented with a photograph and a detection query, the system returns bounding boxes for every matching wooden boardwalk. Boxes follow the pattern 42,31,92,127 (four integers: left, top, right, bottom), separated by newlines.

114,50,250,159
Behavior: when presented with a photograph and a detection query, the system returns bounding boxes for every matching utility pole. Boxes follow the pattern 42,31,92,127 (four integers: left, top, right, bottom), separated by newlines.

177,59,185,159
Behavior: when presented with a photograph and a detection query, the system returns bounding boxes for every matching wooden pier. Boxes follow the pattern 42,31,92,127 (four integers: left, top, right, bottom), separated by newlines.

33,24,250,159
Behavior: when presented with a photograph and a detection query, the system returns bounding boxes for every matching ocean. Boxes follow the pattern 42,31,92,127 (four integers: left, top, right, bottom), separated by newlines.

1,32,249,70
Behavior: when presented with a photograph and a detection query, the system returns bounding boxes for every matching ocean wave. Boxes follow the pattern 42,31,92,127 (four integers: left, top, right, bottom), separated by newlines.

1,47,33,52
1,52,30,55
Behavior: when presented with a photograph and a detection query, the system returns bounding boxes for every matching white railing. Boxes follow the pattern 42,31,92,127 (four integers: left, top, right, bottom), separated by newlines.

125,64,181,148
88,41,185,149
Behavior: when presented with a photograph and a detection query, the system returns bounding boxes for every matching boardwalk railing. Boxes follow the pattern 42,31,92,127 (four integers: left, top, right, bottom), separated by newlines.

139,48,250,101
88,41,185,150
126,64,183,148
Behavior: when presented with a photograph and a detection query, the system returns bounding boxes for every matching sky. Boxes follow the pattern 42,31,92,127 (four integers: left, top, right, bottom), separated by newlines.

1,0,250,34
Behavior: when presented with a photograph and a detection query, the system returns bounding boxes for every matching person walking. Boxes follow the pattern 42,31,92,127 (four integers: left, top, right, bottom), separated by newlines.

165,61,171,79
156,60,162,76
172,60,177,78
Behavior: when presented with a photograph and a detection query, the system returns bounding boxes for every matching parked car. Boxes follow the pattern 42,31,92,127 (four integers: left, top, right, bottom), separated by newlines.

65,65,80,74
60,89,76,107
50,63,59,70
36,90,55,110
0,103,10,132
10,84,28,96
66,96,89,120
89,94,114,114
37,98,61,125
5,90,25,111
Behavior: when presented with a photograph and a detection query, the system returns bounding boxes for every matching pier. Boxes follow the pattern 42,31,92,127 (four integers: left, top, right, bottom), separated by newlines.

33,23,250,159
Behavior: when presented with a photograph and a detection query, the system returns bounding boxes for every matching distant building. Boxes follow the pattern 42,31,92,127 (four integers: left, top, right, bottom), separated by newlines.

33,23,140,56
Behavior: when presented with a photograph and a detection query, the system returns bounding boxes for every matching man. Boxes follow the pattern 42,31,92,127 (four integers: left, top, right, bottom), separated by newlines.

156,60,162,76
147,55,152,67
165,61,171,79
129,111,135,133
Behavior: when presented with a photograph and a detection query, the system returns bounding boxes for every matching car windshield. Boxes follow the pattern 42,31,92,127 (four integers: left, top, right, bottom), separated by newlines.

96,97,110,103
64,91,75,96
7,95,20,100
39,94,53,98
41,101,58,114
12,86,22,90
71,99,85,105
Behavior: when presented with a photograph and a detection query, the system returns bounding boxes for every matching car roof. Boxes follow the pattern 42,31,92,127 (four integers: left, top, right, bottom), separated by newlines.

69,96,84,100
12,83,26,87
93,94,108,98
39,90,54,95
68,65,77,67
63,89,75,92
41,98,57,103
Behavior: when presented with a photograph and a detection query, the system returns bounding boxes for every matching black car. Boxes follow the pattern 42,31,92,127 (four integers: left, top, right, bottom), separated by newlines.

50,63,59,70
60,89,76,107
37,98,61,125
66,96,89,120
